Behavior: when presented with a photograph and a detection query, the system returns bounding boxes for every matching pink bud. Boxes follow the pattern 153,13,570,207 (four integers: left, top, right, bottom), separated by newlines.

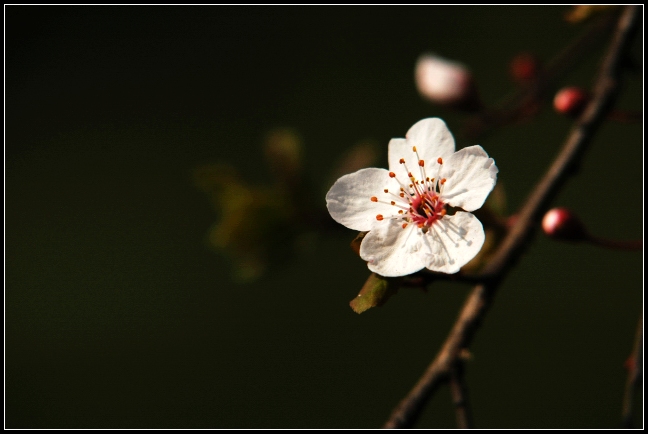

542,208,588,242
553,86,589,117
509,52,540,82
415,54,481,112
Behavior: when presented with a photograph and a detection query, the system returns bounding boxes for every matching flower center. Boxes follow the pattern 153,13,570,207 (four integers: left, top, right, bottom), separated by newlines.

372,146,448,232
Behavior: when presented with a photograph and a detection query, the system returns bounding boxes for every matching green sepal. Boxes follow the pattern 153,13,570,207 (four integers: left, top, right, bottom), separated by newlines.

349,273,403,314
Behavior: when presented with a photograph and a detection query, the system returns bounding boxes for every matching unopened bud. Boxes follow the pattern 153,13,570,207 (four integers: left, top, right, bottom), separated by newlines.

415,53,481,112
509,52,541,82
542,208,588,242
553,86,589,117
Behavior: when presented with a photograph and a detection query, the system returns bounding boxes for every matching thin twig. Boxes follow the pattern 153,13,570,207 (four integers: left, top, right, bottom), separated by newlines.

621,313,643,428
588,236,643,251
383,5,641,428
464,11,615,139
449,359,473,429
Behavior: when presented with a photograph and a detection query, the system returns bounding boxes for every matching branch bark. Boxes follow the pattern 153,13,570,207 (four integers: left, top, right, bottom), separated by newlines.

383,5,641,429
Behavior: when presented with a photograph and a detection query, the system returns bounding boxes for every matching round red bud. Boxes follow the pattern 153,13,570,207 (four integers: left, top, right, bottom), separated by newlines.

542,207,588,242
510,52,540,82
554,86,589,117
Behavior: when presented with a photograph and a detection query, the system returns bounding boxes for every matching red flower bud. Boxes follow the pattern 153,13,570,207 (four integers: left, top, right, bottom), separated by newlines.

542,207,588,242
510,52,540,82
553,86,589,117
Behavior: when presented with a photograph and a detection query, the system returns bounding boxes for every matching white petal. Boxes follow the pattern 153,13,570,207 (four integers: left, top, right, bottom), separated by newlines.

360,220,428,277
387,138,410,178
424,212,485,274
439,145,498,212
326,168,401,232
405,118,456,162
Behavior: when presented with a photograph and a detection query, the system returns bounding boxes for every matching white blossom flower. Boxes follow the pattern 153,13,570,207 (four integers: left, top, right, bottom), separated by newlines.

415,54,478,110
326,118,498,277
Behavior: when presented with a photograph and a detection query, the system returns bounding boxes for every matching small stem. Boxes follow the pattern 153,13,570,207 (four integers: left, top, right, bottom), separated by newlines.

607,109,643,123
449,360,473,429
587,235,642,251
621,313,642,428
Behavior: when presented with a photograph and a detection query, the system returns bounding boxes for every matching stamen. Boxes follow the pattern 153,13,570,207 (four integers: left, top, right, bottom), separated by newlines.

384,189,388,193
412,146,417,152
388,169,417,199
440,178,447,185
391,201,396,205
370,196,378,202
402,223,408,229
418,160,424,167
376,214,384,221
437,157,443,164
398,210,404,214
399,158,405,164
440,209,447,217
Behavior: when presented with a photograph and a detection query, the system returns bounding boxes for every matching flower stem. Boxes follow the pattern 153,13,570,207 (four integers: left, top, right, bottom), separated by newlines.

587,235,642,251
607,109,643,124
621,313,642,428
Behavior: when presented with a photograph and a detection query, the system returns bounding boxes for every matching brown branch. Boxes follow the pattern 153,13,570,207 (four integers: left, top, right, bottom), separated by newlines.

621,313,643,428
383,5,641,429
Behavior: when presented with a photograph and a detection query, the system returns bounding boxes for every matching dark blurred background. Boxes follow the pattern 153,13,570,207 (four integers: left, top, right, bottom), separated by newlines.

6,6,643,428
